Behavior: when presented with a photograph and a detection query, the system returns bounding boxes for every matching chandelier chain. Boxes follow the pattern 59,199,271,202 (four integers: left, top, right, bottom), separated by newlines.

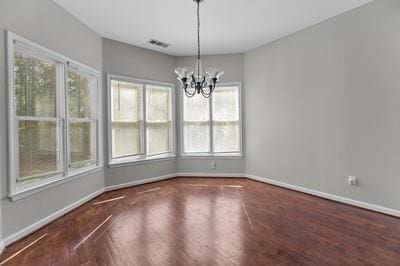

197,0,200,60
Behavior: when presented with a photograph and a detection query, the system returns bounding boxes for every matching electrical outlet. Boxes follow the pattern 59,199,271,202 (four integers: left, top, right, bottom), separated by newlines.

210,162,216,169
348,176,358,186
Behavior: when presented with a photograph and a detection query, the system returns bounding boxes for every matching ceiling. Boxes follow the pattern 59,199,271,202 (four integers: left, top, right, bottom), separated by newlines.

54,0,373,56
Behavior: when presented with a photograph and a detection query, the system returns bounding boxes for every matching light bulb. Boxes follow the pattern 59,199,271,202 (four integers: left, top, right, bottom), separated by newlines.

205,67,224,80
174,67,194,79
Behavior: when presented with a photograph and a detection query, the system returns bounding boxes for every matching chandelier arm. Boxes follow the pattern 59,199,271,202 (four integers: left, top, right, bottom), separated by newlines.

200,88,212,98
185,88,197,98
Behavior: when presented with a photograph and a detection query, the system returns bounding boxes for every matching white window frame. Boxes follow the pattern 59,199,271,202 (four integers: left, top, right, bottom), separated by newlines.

180,82,243,158
7,32,103,201
107,74,176,167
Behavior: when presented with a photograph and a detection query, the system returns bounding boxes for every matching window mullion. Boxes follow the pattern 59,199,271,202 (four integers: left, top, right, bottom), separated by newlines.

9,39,18,195
142,83,147,158
61,62,69,177
209,93,214,154
93,77,99,166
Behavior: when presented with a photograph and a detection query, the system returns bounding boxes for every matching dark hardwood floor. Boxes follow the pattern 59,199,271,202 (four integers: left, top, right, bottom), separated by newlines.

1,177,400,265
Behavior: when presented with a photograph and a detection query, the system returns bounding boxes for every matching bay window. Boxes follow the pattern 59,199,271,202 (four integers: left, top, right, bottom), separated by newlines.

108,75,175,165
8,32,101,200
182,83,242,156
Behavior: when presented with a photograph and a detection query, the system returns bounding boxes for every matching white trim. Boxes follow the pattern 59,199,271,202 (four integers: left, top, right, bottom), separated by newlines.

247,174,400,218
108,154,176,168
180,153,243,159
180,82,243,157
0,240,4,254
104,173,177,191
9,167,103,201
7,31,103,200
176,172,247,178
3,188,105,246
107,74,176,165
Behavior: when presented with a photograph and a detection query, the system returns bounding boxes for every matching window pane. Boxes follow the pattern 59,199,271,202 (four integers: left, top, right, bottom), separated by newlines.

212,86,239,121
67,68,97,171
18,120,60,184
112,122,141,157
212,86,240,153
14,51,57,117
146,85,171,122
69,121,94,169
111,79,143,158
68,70,92,119
213,121,240,153
146,85,172,155
183,94,209,121
184,122,210,153
183,91,210,153
147,123,171,155
112,80,142,122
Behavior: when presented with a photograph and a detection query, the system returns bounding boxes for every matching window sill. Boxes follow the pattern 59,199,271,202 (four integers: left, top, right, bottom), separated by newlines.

109,154,176,168
9,166,104,202
180,153,243,159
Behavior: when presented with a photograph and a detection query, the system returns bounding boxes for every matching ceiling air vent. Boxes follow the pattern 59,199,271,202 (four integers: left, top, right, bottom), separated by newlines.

148,39,170,48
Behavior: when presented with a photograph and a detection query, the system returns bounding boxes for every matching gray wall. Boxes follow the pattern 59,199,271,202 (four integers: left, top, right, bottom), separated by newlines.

0,0,104,238
245,0,400,210
102,39,177,187
175,54,246,175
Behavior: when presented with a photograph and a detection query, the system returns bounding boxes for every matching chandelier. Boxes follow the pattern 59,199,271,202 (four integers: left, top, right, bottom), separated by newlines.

175,0,224,98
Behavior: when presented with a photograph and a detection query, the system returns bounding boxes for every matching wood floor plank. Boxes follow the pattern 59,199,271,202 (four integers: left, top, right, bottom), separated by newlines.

1,177,400,265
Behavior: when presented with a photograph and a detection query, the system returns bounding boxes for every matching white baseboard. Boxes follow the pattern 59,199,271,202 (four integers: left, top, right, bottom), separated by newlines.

3,173,399,248
176,172,247,178
104,173,177,192
2,188,105,246
247,174,400,218
0,240,4,255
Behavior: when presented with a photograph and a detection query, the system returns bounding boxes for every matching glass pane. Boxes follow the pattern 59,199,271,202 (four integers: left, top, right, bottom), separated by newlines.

212,86,239,121
184,122,210,153
18,120,60,185
69,121,94,169
111,80,142,122
146,85,171,122
213,122,240,153
147,123,171,155
146,85,172,155
183,94,209,121
68,70,93,119
14,51,57,117
112,122,142,157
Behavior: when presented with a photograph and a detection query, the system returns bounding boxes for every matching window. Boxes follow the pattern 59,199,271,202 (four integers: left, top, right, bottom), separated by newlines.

67,66,99,171
108,75,175,165
182,83,242,156
8,32,101,199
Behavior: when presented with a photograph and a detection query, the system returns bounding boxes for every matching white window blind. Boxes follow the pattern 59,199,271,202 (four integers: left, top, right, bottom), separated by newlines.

146,85,173,155
14,48,62,186
111,80,144,158
183,94,210,153
212,86,240,153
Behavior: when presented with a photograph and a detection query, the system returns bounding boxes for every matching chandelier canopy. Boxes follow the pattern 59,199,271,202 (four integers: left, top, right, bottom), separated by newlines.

175,0,224,98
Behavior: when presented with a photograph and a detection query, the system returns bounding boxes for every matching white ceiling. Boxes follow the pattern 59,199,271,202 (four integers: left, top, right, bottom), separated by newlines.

54,0,373,56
